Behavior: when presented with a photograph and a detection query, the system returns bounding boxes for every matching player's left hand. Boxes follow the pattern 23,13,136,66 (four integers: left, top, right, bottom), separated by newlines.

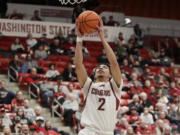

96,17,105,41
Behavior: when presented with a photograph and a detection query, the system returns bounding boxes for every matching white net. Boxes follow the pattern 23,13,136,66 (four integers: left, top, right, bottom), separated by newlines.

59,0,87,5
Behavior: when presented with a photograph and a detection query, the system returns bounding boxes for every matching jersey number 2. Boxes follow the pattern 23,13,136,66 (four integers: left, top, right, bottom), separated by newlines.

98,98,105,111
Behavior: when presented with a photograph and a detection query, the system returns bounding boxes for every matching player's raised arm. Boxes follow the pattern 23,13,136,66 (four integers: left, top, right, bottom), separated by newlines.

74,25,88,88
97,18,122,87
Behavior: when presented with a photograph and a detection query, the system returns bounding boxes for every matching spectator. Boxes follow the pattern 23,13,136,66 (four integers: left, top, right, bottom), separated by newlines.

13,108,30,125
139,92,152,113
171,68,180,81
9,10,24,20
133,24,142,40
9,54,21,71
21,124,29,135
54,29,66,44
31,106,44,124
130,80,143,95
11,38,24,54
148,86,157,107
26,68,42,85
33,116,47,135
67,29,76,44
50,38,64,55
157,111,170,124
23,99,35,120
106,16,119,26
129,95,141,113
33,33,50,50
163,125,172,135
127,106,140,126
34,45,48,60
62,63,77,82
155,119,165,135
124,126,134,135
0,108,12,127
11,90,25,111
0,118,4,132
26,33,37,51
3,126,11,135
136,120,153,134
115,117,129,134
20,54,40,73
45,63,60,81
149,51,161,66
0,80,16,104
143,80,151,95
0,0,7,18
140,107,154,125
98,49,108,63
72,4,83,23
45,120,59,135
101,16,107,25
31,10,42,21
42,76,68,107
174,38,180,62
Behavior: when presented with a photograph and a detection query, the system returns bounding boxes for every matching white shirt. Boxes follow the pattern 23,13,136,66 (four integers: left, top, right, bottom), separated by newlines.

45,70,60,78
26,38,37,48
140,113,154,125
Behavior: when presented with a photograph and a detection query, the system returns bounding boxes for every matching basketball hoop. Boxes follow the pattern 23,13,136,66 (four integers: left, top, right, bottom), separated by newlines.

59,0,87,5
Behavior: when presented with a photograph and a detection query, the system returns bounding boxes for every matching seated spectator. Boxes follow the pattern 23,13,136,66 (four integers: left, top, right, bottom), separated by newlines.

26,68,42,85
31,116,47,135
127,106,140,126
171,68,180,81
30,106,44,124
34,45,48,60
139,92,152,113
133,24,143,42
33,33,50,50
155,119,165,135
163,125,172,135
136,120,153,134
149,51,161,66
67,29,76,44
63,37,76,55
9,10,24,19
12,108,30,125
130,80,143,95
9,54,21,71
45,63,60,81
42,76,68,107
21,124,29,135
62,63,77,82
54,29,66,44
11,91,24,111
23,99,35,120
156,111,170,124
20,54,42,73
26,33,37,51
143,80,151,95
101,16,107,25
0,80,16,104
0,108,12,126
169,81,180,97
3,126,11,135
98,49,108,63
129,95,141,113
148,86,157,106
140,107,154,125
106,16,119,26
31,10,42,21
11,38,24,54
45,120,59,135
50,38,64,55
116,117,129,134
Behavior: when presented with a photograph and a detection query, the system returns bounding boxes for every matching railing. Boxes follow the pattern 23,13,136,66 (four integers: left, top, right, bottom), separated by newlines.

51,99,63,118
28,82,40,99
8,66,18,82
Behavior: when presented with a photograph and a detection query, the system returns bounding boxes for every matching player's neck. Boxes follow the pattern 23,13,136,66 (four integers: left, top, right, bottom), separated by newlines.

95,77,109,82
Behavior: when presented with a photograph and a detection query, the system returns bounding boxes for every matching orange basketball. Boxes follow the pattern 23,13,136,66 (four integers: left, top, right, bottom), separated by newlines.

76,10,100,35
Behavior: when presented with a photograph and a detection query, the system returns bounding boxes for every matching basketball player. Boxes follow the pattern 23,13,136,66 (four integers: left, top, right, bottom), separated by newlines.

75,18,123,135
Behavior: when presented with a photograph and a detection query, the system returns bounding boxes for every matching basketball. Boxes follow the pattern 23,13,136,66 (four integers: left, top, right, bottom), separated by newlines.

76,10,100,35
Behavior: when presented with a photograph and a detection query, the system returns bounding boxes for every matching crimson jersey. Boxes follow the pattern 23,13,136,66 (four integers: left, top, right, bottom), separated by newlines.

79,77,123,135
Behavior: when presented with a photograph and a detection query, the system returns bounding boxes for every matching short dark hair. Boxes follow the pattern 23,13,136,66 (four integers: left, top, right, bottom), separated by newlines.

93,63,111,77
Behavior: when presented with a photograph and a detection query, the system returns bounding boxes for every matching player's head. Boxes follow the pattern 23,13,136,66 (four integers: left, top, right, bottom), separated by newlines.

94,63,111,81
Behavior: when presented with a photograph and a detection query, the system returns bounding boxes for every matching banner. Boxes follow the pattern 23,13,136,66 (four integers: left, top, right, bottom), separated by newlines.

0,19,134,42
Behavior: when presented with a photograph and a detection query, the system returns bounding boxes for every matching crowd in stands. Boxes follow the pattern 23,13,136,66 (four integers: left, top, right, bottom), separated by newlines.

0,21,180,135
